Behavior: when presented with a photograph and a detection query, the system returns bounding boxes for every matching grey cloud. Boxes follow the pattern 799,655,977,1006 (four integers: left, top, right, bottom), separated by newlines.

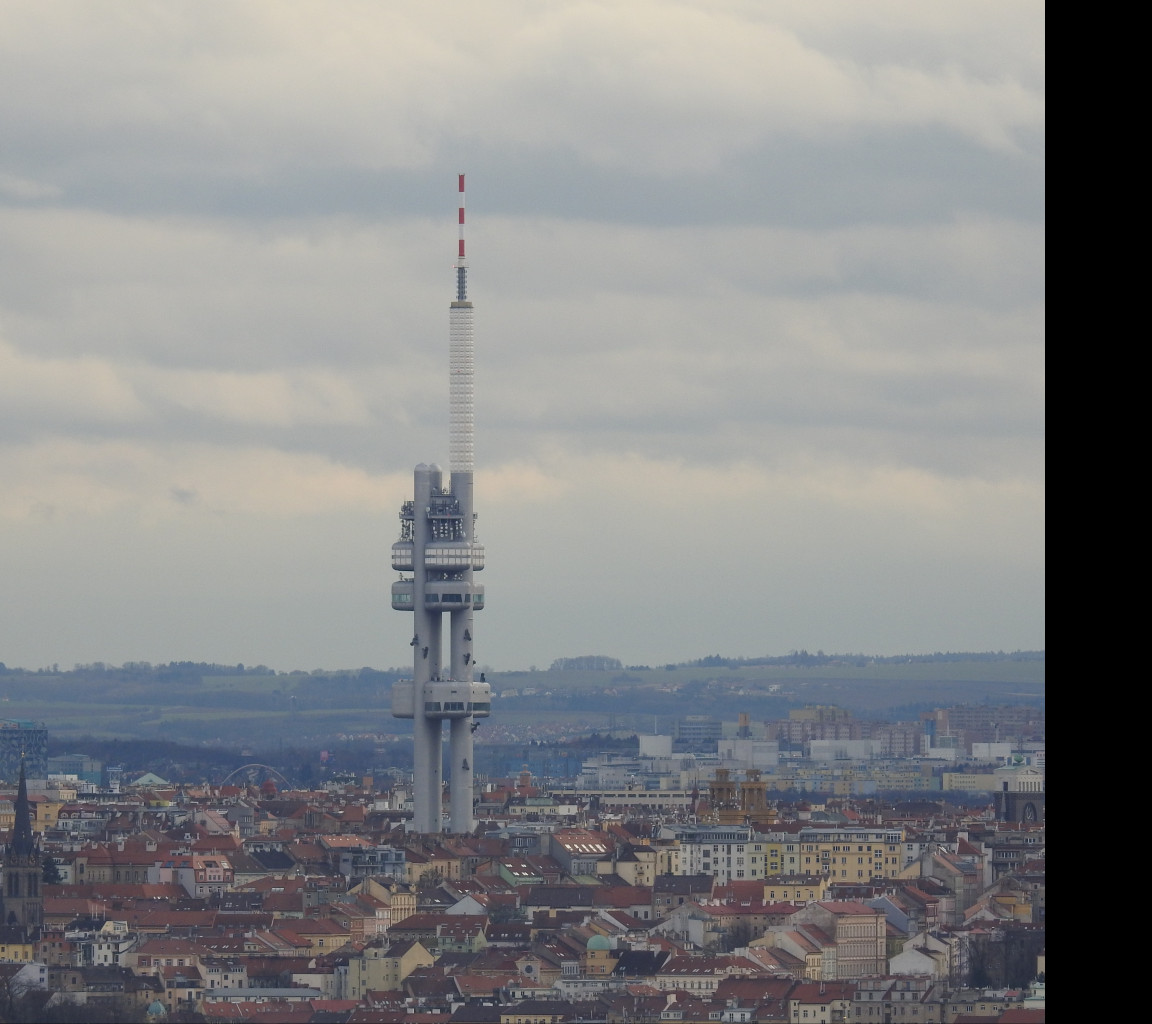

0,2,1043,668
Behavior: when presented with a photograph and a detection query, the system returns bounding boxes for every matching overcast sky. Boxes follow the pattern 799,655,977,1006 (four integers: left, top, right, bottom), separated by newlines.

0,2,1043,673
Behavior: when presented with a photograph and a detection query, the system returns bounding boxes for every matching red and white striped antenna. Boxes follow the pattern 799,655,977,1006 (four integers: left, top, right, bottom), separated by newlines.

456,173,467,301
449,173,474,474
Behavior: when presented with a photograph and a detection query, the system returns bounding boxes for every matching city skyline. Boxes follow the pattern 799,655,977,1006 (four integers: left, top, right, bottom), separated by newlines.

0,3,1044,672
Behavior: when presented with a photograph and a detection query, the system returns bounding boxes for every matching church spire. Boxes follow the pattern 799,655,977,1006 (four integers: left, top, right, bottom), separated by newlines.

2,756,43,934
10,758,35,858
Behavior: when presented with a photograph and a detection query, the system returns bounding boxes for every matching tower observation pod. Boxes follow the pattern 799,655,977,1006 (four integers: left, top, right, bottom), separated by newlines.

391,174,489,835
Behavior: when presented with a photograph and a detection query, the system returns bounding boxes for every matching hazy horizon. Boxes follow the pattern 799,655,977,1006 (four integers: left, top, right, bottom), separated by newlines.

4,648,1045,677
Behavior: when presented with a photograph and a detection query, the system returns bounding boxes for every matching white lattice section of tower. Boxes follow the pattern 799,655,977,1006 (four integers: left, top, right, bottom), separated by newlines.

449,302,474,474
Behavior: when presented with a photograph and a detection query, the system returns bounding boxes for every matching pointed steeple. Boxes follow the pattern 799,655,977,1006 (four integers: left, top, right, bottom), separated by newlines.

10,758,35,859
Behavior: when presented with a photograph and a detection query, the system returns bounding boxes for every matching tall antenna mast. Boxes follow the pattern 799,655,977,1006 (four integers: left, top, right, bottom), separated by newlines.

449,173,474,475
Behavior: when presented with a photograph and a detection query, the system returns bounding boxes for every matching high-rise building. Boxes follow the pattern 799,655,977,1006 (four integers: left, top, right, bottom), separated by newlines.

391,176,490,834
0,721,47,783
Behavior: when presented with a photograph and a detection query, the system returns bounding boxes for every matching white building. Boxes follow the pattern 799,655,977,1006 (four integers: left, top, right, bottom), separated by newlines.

658,824,769,883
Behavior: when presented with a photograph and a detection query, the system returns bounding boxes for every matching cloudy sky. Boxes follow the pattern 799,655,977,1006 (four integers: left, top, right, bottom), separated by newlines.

0,2,1043,673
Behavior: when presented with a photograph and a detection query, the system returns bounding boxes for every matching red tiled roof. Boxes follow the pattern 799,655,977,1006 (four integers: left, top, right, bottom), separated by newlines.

790,980,857,1003
815,900,882,915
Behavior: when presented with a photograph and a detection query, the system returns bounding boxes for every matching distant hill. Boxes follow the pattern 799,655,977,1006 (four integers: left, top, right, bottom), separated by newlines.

0,652,1042,746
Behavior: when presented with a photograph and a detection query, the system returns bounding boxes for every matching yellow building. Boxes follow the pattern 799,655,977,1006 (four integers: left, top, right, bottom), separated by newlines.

28,795,65,833
761,826,905,882
346,939,434,997
762,875,829,903
347,878,417,929
613,846,658,887
270,918,351,955
800,834,904,881
582,934,616,976
652,840,681,876
0,934,36,961
403,846,462,887
762,838,794,877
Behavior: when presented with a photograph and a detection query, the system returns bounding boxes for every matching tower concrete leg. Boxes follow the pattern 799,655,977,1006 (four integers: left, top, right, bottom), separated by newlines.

449,716,474,833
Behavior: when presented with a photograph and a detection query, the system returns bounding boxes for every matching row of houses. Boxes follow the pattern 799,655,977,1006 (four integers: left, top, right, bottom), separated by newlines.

0,769,1043,1021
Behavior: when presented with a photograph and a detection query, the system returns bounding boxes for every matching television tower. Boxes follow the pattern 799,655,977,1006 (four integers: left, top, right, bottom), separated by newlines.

391,174,490,834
